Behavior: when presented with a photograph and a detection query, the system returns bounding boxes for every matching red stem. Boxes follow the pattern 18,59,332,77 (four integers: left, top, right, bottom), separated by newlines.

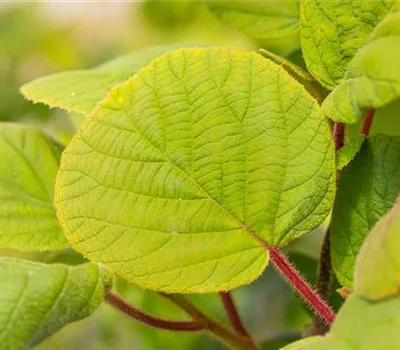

160,293,259,350
219,291,251,338
268,247,335,325
105,292,204,332
308,121,345,334
361,108,375,136
333,122,345,151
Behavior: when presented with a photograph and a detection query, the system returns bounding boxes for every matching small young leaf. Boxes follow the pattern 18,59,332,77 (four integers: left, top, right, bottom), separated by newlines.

331,135,400,287
282,294,400,349
354,198,400,300
0,123,67,251
208,0,299,40
335,136,365,170
55,48,335,293
0,258,111,349
299,0,393,89
20,44,194,115
322,5,400,123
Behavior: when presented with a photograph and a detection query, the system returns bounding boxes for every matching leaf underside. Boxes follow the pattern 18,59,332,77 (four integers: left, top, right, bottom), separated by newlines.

0,258,110,350
0,123,67,251
55,48,335,293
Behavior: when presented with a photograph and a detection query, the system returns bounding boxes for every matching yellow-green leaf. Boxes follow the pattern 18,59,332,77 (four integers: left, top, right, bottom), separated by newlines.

300,0,393,90
20,44,195,115
323,4,400,122
355,198,400,300
55,48,335,293
0,258,111,350
208,0,299,40
0,123,67,251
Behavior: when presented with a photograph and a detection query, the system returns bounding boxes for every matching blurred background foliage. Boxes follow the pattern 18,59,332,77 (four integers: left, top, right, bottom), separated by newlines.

1,1,399,349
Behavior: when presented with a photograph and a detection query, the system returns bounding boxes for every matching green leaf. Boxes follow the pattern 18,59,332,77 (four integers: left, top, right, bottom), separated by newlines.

259,32,301,59
335,136,365,170
20,44,195,115
54,48,335,293
141,0,200,30
331,135,400,287
322,5,400,123
299,0,393,90
0,258,111,349
354,198,400,300
282,294,400,350
207,0,299,40
0,123,67,251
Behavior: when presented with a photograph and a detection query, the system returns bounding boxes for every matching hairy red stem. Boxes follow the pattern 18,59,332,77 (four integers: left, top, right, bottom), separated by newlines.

361,108,375,136
105,292,204,332
268,247,335,325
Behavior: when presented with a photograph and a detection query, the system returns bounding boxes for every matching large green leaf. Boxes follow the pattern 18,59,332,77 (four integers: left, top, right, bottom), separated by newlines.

299,0,393,90
0,123,67,251
20,44,193,115
0,258,111,350
54,48,335,293
282,294,400,350
322,5,400,123
208,0,299,40
354,197,400,300
331,135,400,287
